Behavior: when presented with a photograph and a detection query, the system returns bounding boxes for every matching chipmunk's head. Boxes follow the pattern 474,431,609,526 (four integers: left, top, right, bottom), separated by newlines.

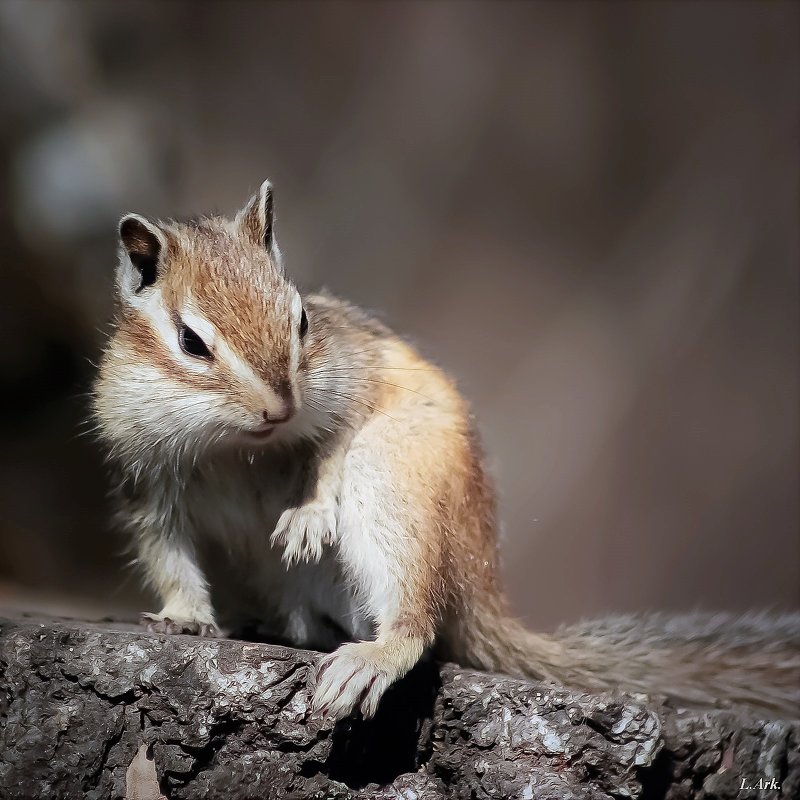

95,180,317,464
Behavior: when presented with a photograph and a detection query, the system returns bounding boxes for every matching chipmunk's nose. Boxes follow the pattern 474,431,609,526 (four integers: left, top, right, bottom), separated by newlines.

262,408,292,425
263,382,295,424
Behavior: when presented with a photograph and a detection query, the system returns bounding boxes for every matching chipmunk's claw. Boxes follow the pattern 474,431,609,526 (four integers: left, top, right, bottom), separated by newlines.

312,642,392,721
271,502,337,565
140,612,221,638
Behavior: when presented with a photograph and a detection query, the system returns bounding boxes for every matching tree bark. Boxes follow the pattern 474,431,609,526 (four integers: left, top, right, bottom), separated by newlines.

0,617,797,799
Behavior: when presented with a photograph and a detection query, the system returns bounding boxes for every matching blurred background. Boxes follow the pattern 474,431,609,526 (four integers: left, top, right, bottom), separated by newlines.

0,0,797,629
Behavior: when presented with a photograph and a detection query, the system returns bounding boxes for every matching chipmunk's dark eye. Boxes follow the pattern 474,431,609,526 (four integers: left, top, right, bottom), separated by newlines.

299,308,308,338
179,324,212,360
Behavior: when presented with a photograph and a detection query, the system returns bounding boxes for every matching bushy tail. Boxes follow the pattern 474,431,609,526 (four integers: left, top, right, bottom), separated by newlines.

447,606,800,718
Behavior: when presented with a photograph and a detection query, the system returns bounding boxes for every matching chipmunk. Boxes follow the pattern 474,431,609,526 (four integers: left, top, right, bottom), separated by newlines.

94,180,800,720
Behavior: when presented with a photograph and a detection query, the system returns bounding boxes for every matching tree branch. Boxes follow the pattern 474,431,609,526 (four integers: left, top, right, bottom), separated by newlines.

0,617,797,798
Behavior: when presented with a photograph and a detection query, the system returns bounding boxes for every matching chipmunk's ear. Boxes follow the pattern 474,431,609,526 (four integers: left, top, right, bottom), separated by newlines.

118,214,167,294
237,179,282,267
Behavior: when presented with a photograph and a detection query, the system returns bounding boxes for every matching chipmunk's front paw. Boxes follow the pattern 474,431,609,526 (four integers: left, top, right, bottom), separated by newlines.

312,642,393,721
271,502,337,566
140,612,221,638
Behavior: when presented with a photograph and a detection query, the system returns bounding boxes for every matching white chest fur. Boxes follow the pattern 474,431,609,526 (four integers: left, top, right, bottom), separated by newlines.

172,448,371,650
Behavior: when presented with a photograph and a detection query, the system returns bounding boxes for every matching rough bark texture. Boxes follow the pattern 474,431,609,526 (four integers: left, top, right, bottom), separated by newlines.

1,617,797,799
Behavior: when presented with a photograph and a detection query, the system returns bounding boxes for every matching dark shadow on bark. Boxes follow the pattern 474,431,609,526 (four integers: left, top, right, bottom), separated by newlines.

304,654,441,788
